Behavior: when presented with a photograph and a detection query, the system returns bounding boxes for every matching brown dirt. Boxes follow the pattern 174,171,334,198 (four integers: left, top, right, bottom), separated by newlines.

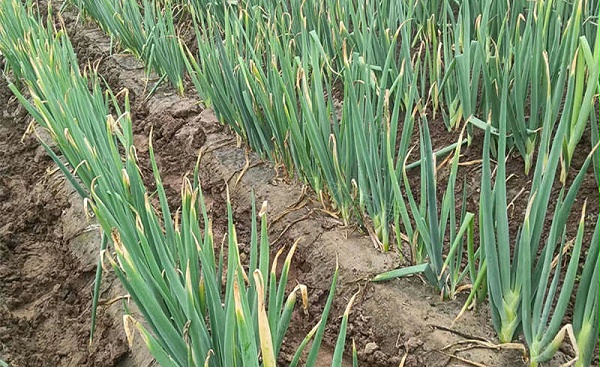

0,3,597,367
0,77,130,365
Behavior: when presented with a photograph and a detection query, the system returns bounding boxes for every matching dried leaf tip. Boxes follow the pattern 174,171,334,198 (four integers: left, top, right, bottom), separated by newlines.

123,315,136,347
259,201,268,217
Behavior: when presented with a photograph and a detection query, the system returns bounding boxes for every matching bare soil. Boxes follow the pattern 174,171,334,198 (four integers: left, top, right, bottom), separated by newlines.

0,78,130,366
0,4,598,367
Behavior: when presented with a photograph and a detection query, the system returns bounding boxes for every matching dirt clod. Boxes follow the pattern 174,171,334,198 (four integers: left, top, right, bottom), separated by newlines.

364,341,379,354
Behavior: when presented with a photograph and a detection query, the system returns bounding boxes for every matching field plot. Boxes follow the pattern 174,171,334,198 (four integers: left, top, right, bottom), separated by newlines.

0,0,598,366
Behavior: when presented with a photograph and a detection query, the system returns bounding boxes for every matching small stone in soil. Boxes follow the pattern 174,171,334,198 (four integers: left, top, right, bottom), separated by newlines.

364,341,379,354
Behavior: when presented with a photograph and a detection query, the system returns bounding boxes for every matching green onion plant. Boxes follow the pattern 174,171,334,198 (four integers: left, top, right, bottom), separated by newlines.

183,1,420,248
479,54,598,366
0,1,357,365
374,118,476,299
73,0,186,93
14,0,597,362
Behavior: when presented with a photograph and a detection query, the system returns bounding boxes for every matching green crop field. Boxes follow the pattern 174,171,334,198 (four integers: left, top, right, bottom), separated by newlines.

0,0,598,366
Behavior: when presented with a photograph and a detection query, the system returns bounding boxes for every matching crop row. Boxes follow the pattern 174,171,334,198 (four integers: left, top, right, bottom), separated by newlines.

0,0,598,365
0,1,358,366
